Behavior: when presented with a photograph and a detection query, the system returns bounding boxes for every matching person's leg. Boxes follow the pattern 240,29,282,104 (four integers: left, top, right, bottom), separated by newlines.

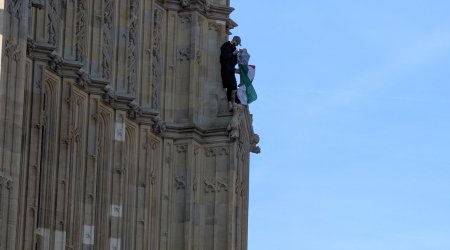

227,88,233,101
221,68,228,90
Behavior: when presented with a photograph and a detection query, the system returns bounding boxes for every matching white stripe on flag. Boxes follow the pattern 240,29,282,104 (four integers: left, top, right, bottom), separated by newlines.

247,65,256,81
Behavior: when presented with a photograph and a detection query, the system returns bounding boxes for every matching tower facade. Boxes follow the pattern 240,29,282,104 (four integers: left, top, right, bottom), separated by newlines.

0,0,259,249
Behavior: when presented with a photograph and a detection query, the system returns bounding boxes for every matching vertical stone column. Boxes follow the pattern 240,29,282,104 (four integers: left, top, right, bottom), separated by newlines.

0,0,4,76
0,1,29,249
0,5,5,249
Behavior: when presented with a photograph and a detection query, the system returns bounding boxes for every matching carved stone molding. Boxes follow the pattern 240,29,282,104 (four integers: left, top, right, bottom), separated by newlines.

152,8,163,110
47,0,59,44
26,38,36,55
203,177,228,193
4,38,22,62
227,105,244,140
193,177,198,191
102,84,117,104
150,170,156,185
31,0,45,9
127,101,142,119
142,133,158,151
151,115,166,134
208,22,221,32
102,0,114,79
7,0,23,20
25,38,57,59
195,47,201,64
202,0,211,13
194,146,200,155
75,0,87,61
34,65,44,92
236,141,246,163
127,0,139,95
175,176,186,190
235,178,246,197
180,0,190,8
177,47,191,61
114,167,126,175
179,14,192,24
75,69,90,89
0,172,13,190
205,147,229,157
64,126,81,145
250,134,261,154
175,144,187,153
49,52,63,71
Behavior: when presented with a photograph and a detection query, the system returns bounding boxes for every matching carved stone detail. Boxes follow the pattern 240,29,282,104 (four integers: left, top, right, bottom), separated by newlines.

250,134,261,154
195,49,201,64
202,1,211,13
49,52,63,71
203,177,228,193
0,173,13,190
176,144,187,153
205,147,229,157
179,14,192,24
227,105,244,140
151,8,163,110
47,0,59,44
31,0,45,9
127,101,142,119
180,0,190,8
102,0,114,79
237,142,246,163
75,0,87,61
193,177,198,191
27,38,36,55
175,176,186,190
208,22,221,31
7,0,22,20
32,66,43,94
235,178,246,197
150,170,156,185
114,167,126,175
4,38,21,62
76,69,90,89
151,115,166,134
177,47,191,61
127,0,139,95
67,126,81,145
102,84,117,104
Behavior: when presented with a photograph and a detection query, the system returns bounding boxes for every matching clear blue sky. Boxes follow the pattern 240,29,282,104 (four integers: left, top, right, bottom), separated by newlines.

231,1,450,249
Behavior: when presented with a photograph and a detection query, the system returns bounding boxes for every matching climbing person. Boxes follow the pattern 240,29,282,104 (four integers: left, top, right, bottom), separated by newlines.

220,36,241,111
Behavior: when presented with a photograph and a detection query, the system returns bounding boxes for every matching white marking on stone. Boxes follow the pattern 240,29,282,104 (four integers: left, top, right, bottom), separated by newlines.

111,204,122,217
54,230,66,250
110,238,121,250
115,122,125,141
83,225,95,245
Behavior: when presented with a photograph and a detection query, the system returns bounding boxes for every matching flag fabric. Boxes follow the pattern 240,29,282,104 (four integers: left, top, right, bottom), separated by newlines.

238,64,257,104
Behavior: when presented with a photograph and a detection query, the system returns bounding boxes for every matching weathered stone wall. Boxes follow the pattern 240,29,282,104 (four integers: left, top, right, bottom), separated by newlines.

0,0,258,249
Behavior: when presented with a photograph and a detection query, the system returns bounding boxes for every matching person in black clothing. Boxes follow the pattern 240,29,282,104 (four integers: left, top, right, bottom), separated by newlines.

220,36,241,111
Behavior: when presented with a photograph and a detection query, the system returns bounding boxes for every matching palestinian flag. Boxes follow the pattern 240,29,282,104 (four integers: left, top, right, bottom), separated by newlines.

238,64,257,104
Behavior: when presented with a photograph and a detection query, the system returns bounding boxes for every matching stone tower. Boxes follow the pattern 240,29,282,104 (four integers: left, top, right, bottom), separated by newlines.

0,0,259,249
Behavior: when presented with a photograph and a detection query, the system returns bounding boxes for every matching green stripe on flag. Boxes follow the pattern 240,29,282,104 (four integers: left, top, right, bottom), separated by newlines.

238,64,257,104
